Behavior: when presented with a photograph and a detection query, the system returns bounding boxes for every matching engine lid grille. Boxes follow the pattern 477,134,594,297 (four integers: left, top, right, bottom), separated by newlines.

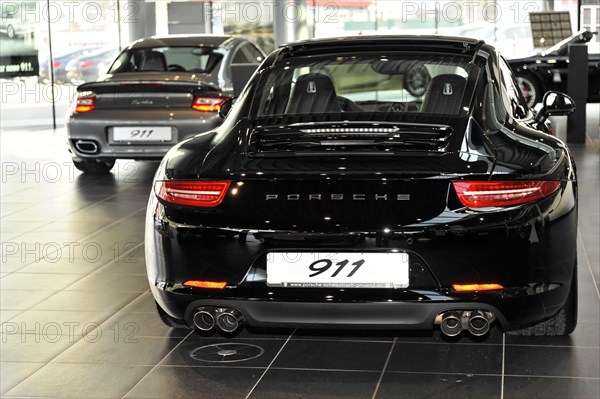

247,122,453,157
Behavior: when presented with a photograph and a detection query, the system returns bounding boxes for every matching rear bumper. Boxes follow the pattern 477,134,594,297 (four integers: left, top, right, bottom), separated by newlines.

183,296,506,330
145,181,578,332
66,109,222,160
150,285,569,331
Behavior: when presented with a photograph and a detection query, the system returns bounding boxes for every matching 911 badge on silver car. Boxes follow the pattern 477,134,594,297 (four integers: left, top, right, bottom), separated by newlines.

145,35,578,339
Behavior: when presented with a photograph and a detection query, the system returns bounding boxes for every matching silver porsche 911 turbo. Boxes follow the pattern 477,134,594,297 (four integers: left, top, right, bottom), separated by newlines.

65,35,265,174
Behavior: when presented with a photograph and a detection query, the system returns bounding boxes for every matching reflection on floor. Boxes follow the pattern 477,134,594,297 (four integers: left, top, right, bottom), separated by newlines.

1,129,598,399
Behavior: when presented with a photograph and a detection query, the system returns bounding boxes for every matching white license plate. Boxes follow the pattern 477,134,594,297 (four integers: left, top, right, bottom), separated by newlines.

113,126,172,142
267,252,409,289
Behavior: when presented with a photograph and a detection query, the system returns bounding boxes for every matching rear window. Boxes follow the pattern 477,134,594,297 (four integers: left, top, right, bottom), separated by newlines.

252,54,479,120
108,46,223,74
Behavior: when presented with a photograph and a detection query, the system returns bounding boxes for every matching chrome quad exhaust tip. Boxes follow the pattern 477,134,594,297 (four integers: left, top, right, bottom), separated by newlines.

215,307,245,333
467,310,493,337
439,311,463,337
192,306,246,333
434,310,496,337
193,307,216,331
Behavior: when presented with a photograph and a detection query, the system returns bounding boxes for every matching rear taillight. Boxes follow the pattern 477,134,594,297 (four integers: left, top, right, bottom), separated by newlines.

452,181,560,208
191,96,228,112
52,61,61,68
73,92,96,113
78,60,95,68
154,181,231,207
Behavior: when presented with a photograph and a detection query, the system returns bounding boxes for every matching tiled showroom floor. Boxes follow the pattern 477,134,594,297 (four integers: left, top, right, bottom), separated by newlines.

0,126,598,399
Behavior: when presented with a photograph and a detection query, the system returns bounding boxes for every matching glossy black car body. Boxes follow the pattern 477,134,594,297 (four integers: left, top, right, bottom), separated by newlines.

509,30,600,106
146,36,578,338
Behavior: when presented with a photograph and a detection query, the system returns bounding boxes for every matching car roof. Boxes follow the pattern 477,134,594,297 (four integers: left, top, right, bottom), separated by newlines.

278,35,485,57
126,35,234,50
285,35,481,46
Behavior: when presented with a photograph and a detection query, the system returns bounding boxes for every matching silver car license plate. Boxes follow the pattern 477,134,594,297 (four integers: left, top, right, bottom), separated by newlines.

113,126,172,142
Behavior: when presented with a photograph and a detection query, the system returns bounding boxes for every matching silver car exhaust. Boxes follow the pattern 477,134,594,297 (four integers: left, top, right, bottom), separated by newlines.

215,307,245,333
74,140,99,154
193,307,215,331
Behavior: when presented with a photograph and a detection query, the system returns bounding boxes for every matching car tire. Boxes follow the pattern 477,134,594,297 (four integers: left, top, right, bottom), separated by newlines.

73,159,115,174
508,261,578,336
515,73,542,108
156,302,190,329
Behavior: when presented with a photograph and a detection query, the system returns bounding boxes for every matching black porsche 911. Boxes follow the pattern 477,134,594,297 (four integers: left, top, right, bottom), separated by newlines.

145,35,578,338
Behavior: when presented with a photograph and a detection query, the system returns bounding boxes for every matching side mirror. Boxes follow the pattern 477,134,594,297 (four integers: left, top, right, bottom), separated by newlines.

536,91,575,122
218,97,234,119
581,30,595,42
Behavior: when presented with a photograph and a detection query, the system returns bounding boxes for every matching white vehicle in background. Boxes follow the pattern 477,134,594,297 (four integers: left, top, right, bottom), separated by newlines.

454,24,534,59
0,8,34,40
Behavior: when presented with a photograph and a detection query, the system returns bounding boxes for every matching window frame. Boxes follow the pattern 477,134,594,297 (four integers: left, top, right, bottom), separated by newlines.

498,55,530,120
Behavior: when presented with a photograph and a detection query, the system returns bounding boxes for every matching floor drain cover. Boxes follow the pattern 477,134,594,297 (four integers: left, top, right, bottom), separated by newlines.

190,343,265,363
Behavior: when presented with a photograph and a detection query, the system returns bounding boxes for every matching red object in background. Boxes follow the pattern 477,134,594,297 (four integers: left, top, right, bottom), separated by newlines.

78,61,96,69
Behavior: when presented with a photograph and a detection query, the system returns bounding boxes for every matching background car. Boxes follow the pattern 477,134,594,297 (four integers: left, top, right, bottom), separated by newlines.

509,30,600,106
38,47,100,84
145,36,578,339
65,47,120,84
0,8,34,39
66,35,265,174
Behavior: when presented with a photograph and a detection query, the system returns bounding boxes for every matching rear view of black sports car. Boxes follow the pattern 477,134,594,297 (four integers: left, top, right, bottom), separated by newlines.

145,36,578,339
